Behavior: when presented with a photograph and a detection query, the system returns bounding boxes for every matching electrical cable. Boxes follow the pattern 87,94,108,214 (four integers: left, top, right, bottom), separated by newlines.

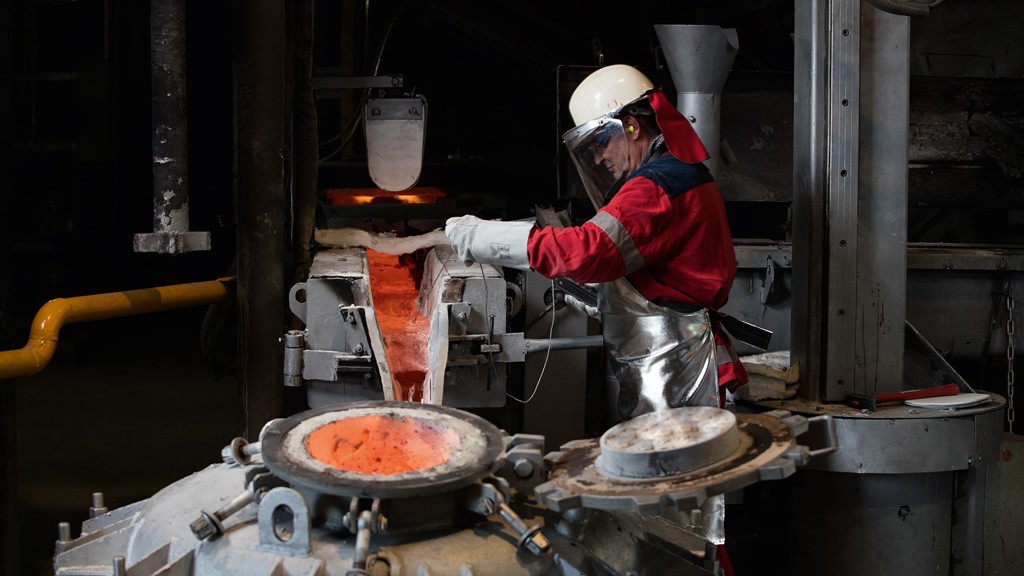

319,1,410,163
506,278,556,404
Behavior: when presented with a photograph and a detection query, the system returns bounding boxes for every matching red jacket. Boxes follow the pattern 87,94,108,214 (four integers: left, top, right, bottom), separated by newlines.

527,155,736,309
526,152,746,390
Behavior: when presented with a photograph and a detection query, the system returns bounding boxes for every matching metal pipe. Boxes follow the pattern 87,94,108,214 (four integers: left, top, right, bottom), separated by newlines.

133,0,210,254
0,278,234,380
524,335,604,355
654,25,739,180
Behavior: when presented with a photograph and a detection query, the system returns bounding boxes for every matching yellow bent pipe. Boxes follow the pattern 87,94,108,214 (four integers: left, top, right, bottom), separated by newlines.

0,278,235,380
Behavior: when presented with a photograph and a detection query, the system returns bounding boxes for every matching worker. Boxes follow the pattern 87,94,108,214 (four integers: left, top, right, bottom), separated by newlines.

446,64,747,572
446,63,747,414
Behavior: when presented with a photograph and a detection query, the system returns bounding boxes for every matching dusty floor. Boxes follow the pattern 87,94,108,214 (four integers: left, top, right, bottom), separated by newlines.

12,308,239,575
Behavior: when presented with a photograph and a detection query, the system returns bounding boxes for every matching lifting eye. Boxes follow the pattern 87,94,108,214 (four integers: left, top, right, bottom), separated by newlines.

272,505,295,542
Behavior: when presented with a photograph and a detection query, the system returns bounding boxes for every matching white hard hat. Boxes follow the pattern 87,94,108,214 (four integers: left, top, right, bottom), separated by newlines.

568,64,655,128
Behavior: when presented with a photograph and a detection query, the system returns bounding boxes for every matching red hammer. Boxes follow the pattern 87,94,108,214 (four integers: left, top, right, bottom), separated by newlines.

844,383,960,411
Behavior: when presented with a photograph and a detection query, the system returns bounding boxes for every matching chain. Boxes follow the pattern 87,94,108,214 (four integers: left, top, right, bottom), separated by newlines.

1006,283,1016,433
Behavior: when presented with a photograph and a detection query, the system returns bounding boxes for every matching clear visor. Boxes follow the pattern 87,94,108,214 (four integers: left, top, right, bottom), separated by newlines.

562,117,631,210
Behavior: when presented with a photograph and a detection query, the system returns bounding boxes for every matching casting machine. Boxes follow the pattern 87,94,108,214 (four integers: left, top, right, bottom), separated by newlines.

40,3,1024,575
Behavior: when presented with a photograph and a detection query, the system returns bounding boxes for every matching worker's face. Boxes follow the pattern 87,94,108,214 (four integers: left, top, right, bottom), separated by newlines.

592,136,631,180
563,117,631,209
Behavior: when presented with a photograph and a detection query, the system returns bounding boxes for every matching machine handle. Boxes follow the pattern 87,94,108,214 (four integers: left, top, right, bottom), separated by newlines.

874,383,959,404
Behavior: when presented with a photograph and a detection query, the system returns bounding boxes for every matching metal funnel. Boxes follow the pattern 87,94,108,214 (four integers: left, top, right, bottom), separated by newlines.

654,25,739,178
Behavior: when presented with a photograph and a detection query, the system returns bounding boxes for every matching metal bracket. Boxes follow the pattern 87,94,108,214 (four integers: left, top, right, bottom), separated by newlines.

257,487,312,555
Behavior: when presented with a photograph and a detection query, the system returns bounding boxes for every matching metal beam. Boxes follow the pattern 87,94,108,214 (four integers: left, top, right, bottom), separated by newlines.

236,0,286,439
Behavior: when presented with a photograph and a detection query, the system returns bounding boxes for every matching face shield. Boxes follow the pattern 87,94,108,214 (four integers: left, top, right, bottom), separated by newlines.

562,116,631,210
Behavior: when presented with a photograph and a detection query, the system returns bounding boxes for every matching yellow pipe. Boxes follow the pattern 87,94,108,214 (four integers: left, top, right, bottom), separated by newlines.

0,278,236,380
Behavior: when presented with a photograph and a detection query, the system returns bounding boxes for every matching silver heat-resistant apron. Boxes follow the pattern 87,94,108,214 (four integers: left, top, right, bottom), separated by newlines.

598,277,725,545
598,278,719,420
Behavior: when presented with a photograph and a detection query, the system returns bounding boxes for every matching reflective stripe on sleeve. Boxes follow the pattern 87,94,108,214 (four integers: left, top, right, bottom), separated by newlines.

590,211,645,273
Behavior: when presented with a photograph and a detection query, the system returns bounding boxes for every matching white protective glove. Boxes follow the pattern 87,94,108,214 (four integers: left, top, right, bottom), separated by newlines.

563,293,601,320
445,215,533,270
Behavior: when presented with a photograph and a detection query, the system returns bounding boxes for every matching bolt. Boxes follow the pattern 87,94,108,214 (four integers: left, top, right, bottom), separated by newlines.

513,459,534,479
57,522,71,543
222,437,261,466
523,530,551,556
190,491,254,540
190,514,219,540
499,501,551,555
89,492,107,518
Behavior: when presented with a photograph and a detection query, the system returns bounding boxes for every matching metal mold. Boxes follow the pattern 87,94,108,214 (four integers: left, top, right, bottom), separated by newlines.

597,407,742,479
535,410,809,515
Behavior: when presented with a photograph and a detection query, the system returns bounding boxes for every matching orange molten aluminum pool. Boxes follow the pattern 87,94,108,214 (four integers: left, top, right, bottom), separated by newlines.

306,413,462,475
261,403,504,499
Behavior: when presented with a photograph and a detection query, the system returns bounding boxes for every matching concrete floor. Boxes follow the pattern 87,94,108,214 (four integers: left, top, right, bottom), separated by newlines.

12,308,239,575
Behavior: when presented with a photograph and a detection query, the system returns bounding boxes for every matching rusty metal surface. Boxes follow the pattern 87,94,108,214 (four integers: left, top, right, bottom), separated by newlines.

597,407,741,479
534,412,801,515
745,392,1006,420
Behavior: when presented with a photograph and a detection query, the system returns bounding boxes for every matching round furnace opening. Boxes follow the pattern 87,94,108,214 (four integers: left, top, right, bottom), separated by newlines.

306,413,463,475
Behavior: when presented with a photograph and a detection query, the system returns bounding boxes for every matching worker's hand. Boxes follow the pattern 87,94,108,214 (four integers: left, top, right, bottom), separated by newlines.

563,293,601,320
445,215,533,270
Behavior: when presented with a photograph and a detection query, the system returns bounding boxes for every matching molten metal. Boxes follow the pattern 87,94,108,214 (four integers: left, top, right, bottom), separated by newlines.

366,249,429,401
306,414,462,475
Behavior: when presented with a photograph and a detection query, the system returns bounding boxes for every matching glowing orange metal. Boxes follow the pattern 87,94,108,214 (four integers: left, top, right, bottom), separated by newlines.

306,414,461,475
323,187,446,206
366,250,429,402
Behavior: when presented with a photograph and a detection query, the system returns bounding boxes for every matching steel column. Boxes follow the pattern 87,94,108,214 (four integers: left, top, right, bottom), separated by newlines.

291,0,318,293
791,0,828,402
236,0,286,439
856,3,910,395
823,0,862,401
